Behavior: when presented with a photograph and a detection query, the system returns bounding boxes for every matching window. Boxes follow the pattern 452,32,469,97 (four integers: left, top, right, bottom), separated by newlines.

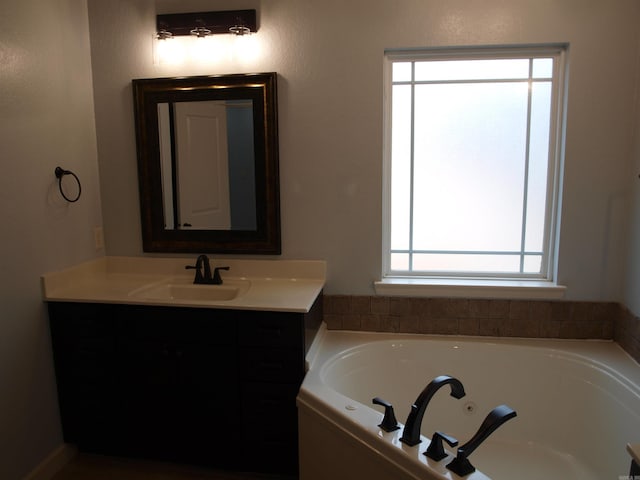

383,45,567,281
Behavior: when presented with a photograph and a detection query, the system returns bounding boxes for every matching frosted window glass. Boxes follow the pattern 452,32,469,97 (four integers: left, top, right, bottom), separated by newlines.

413,254,521,273
412,82,528,252
390,253,410,270
414,59,529,81
523,255,542,273
393,62,412,82
391,85,412,250
524,82,552,253
385,47,565,278
532,58,553,78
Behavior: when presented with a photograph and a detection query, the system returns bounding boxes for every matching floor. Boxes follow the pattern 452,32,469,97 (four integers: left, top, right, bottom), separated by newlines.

51,454,298,480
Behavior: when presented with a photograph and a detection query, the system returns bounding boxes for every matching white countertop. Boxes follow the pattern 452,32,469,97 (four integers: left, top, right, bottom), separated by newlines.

41,256,326,313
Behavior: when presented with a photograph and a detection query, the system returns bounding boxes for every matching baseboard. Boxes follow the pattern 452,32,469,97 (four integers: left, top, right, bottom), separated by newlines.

22,444,77,480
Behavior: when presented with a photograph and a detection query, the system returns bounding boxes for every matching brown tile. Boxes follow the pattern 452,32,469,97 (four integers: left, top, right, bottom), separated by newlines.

361,314,382,331
417,316,436,334
371,296,390,315
430,298,449,319
409,298,430,317
602,319,614,339
558,321,580,339
459,317,480,336
399,315,419,333
591,302,617,323
448,298,470,318
488,300,509,319
431,317,459,335
539,318,561,338
325,295,350,315
479,317,502,336
351,296,371,314
323,313,342,330
550,301,571,322
570,302,593,322
341,313,362,330
380,315,400,333
501,318,540,338
528,301,551,322
389,297,410,316
509,300,530,320
469,299,489,319
430,298,468,319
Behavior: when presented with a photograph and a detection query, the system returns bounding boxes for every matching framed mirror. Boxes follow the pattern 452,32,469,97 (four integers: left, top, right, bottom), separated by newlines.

132,73,280,254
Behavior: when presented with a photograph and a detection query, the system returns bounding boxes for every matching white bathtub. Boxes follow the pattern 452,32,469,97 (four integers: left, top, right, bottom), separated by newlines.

297,327,640,479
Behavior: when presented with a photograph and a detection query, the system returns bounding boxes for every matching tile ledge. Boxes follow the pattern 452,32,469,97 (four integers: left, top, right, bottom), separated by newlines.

374,277,566,300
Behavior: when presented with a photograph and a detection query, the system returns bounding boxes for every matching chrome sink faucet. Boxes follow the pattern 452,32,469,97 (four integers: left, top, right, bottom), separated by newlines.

400,375,466,447
185,255,229,285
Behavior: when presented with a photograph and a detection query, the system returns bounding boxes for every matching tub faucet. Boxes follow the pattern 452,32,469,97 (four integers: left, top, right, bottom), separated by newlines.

447,404,517,476
185,255,228,284
400,375,466,447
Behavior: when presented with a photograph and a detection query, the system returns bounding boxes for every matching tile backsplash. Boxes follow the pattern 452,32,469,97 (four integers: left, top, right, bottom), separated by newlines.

323,295,640,363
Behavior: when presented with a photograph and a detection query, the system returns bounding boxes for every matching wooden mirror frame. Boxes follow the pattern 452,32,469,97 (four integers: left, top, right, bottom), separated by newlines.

132,72,280,254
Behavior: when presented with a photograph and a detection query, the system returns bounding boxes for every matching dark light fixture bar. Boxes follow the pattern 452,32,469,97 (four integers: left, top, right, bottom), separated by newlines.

156,9,257,37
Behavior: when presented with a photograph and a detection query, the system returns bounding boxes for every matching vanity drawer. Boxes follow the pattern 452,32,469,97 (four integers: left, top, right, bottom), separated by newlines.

48,302,116,339
238,313,303,348
240,347,304,383
125,306,236,345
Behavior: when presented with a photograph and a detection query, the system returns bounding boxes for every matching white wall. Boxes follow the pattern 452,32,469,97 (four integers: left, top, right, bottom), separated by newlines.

0,1,103,478
624,36,640,316
89,0,640,300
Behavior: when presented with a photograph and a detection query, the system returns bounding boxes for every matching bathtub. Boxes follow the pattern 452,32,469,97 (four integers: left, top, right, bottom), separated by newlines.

297,327,640,479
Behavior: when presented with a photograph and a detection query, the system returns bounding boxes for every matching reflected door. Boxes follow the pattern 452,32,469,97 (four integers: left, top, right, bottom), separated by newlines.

175,101,231,229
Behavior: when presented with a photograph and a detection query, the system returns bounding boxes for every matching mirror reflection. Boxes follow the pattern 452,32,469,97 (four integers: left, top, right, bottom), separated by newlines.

158,99,256,230
132,73,280,254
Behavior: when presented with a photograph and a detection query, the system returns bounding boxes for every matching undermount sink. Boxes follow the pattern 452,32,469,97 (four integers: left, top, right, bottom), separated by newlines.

129,278,250,302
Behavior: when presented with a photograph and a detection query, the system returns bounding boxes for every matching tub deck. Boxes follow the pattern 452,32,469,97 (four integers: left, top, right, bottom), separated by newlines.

298,327,640,480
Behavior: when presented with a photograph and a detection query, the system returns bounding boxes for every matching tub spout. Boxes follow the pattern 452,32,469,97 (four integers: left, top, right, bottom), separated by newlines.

447,404,517,476
400,375,466,447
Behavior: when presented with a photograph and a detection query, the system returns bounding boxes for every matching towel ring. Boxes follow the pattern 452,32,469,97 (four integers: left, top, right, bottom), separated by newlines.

55,167,82,203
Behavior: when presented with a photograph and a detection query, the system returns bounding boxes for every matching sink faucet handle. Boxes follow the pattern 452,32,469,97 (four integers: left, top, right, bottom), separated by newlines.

372,397,400,432
212,266,230,285
425,431,458,461
185,263,204,283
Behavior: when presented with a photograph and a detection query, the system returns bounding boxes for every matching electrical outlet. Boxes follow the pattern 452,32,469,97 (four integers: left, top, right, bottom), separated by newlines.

94,226,104,250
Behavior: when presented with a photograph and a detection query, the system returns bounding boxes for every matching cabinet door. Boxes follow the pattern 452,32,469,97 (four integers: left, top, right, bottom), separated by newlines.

174,343,239,465
119,306,239,466
240,382,300,474
48,303,120,453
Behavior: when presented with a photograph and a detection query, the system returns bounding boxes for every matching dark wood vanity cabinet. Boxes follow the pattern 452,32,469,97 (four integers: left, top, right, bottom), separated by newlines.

48,295,322,475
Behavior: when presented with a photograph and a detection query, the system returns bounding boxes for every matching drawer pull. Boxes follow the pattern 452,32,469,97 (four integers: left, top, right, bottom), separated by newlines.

259,362,283,372
258,326,282,337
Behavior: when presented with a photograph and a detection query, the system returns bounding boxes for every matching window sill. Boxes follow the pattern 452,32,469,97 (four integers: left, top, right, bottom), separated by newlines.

374,277,566,300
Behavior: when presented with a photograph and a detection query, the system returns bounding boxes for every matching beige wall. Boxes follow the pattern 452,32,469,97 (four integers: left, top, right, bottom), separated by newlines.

624,32,640,316
0,1,103,478
90,0,640,302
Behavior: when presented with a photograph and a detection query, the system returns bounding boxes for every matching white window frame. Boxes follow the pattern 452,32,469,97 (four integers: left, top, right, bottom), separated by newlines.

379,45,568,298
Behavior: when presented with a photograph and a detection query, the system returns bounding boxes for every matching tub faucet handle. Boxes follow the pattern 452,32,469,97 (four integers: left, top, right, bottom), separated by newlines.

447,404,517,477
425,431,458,461
372,397,400,432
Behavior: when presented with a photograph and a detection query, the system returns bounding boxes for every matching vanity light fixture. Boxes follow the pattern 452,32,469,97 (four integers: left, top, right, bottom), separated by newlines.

229,25,251,36
156,9,257,39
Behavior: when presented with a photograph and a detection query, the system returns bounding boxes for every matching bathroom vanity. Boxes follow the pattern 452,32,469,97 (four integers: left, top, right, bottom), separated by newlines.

42,257,325,475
